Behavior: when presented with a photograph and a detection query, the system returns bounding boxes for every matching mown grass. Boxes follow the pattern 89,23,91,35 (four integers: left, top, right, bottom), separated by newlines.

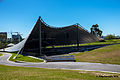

68,44,120,65
9,53,44,62
0,53,3,56
0,65,120,80
46,39,120,48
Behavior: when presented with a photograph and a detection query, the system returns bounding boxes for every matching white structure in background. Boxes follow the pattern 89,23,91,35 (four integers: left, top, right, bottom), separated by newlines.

0,37,28,52
7,43,15,47
11,32,23,43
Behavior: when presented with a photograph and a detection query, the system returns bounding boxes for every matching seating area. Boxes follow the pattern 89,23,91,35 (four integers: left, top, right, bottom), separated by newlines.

44,55,76,62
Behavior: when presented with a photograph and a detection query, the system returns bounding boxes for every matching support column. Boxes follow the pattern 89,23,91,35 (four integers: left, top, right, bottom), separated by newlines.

39,16,42,56
76,23,79,50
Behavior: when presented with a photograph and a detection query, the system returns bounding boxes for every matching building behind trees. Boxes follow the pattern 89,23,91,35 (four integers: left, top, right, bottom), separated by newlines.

0,32,7,43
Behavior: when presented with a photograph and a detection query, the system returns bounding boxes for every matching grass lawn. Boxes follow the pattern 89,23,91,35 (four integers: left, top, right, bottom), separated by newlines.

9,53,44,62
0,65,120,80
0,53,3,56
46,39,120,48
69,44,120,65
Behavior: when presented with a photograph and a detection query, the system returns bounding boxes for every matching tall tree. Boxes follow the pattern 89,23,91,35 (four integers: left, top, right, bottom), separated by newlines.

90,24,102,37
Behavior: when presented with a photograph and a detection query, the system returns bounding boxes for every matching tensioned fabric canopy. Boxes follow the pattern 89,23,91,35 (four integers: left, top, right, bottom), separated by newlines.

1,16,101,56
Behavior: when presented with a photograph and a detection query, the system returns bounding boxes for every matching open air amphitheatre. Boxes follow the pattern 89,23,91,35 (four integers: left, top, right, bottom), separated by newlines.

0,0,120,80
0,16,120,80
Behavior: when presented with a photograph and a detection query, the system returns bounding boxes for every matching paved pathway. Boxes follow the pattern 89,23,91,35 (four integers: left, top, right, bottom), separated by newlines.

0,52,120,73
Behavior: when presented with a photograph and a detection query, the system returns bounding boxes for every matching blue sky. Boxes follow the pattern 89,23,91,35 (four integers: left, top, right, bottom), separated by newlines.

0,0,120,38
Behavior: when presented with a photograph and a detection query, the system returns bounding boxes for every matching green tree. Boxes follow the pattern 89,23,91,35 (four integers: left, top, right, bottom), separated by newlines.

105,34,115,40
90,24,102,37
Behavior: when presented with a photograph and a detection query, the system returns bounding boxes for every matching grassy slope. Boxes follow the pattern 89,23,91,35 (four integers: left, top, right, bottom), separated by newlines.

9,53,44,62
46,39,120,48
0,65,120,80
70,44,120,65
